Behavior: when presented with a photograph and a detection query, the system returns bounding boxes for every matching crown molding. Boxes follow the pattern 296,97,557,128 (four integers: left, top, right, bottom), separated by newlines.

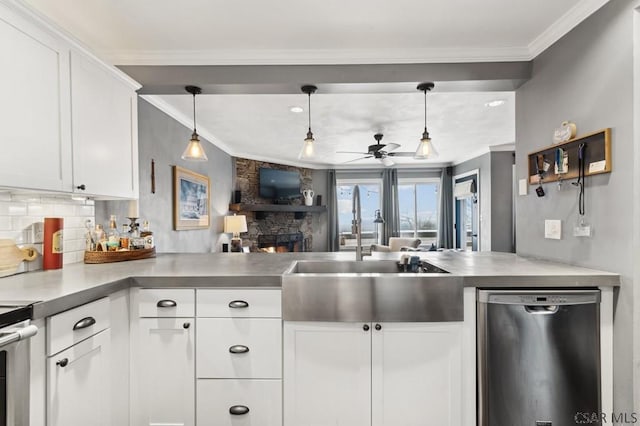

105,46,532,66
528,0,611,58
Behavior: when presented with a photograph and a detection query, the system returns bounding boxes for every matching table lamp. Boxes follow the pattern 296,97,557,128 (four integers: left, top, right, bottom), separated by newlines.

224,214,248,252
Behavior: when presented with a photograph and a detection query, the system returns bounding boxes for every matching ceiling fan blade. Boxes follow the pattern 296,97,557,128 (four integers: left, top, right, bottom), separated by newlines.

387,152,416,157
384,143,401,152
337,151,370,155
343,156,374,164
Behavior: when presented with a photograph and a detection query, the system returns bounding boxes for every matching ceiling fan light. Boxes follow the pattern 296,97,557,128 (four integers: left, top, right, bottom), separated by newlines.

181,132,208,161
381,157,395,167
299,133,315,159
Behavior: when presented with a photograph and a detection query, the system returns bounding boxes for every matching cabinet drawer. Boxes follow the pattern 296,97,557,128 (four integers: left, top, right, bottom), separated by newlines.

136,289,195,317
197,318,281,379
47,329,111,426
197,289,281,318
47,297,110,356
197,379,281,426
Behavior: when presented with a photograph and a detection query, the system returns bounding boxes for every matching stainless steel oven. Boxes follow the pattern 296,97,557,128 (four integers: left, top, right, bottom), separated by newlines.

0,306,38,426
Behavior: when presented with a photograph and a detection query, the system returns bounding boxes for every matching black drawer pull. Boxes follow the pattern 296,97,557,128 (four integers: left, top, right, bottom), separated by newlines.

229,405,250,415
56,358,69,368
228,300,249,309
73,317,96,331
157,300,177,308
229,345,250,354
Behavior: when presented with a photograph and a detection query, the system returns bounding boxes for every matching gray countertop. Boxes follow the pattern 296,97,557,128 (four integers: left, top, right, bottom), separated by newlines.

0,252,619,319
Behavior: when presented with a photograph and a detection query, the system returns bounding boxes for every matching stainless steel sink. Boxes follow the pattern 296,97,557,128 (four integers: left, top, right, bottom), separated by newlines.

282,260,462,322
289,259,448,274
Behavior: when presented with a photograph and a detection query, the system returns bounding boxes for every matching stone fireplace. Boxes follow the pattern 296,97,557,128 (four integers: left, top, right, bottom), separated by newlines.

235,158,316,252
257,232,305,253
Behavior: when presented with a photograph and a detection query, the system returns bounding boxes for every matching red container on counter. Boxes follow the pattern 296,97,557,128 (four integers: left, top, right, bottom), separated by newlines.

43,217,63,270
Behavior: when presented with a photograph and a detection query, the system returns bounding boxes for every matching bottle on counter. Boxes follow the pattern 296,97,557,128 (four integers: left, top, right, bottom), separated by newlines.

94,224,107,251
120,224,130,250
140,220,154,249
107,215,120,252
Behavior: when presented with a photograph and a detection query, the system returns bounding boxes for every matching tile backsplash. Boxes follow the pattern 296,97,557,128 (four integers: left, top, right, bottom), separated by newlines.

0,193,96,275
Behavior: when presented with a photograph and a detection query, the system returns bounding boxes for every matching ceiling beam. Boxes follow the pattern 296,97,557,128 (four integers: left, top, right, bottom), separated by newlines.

119,61,531,95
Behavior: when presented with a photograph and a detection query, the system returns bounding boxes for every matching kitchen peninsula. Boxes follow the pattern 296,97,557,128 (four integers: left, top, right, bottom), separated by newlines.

0,251,618,426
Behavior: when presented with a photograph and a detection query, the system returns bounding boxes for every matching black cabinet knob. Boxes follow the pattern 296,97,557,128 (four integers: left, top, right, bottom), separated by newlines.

56,358,69,368
375,324,382,331
183,322,190,329
363,324,370,331
76,184,86,190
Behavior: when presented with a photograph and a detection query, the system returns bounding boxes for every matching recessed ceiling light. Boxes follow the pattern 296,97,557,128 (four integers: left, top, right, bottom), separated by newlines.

290,106,304,113
485,100,506,108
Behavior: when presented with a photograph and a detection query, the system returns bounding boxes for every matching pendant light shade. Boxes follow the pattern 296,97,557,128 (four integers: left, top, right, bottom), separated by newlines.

299,85,317,160
182,85,208,161
415,82,438,159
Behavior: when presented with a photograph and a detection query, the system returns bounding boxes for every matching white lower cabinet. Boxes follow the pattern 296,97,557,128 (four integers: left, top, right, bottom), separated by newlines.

131,317,195,426
283,322,372,426
197,379,282,426
371,322,462,426
47,329,111,426
284,321,463,426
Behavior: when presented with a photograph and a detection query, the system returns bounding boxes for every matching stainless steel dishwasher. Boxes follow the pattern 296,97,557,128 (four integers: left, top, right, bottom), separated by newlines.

477,289,600,426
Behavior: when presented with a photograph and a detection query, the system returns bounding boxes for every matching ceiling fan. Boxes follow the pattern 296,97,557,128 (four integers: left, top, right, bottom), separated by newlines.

338,133,415,167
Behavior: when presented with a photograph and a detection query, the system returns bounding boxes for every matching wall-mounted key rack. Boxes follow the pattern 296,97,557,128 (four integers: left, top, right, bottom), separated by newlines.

528,128,611,185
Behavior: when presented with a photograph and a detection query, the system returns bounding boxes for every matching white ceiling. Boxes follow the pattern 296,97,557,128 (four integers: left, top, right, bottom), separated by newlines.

23,0,609,64
146,91,515,168
20,0,607,167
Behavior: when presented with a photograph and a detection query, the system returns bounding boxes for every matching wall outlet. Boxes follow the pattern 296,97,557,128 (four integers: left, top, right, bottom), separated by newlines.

544,220,562,240
518,179,528,196
574,224,592,237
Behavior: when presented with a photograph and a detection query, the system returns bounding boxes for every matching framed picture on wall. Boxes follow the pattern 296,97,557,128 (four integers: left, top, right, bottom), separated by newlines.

173,166,210,230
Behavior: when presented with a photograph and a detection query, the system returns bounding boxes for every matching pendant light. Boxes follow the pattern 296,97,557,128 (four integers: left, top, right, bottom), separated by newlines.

415,82,438,159
181,85,208,161
299,85,317,160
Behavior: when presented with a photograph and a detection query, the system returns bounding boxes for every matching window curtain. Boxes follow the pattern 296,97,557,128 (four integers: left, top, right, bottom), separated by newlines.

326,169,340,252
437,166,454,248
381,168,399,244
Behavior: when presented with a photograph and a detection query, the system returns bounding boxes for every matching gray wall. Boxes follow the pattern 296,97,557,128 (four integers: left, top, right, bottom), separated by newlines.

515,0,637,410
311,169,329,251
453,153,492,251
490,151,515,252
97,98,234,252
453,152,515,252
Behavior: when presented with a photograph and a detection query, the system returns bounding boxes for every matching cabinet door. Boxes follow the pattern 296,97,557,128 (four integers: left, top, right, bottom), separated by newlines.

132,318,194,426
47,329,111,426
284,322,371,426
371,322,463,426
0,4,71,192
70,50,138,198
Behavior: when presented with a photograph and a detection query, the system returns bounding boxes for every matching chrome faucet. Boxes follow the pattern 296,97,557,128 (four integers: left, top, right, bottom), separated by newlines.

352,185,370,261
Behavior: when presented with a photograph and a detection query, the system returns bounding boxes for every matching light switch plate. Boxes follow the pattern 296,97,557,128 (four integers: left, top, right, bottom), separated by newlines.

545,220,562,240
518,179,528,196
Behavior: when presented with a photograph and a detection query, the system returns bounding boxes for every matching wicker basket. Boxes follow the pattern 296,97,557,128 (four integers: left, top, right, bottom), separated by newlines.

84,247,156,264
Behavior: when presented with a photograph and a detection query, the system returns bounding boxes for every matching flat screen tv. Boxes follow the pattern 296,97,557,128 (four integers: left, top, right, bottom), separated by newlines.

259,168,301,201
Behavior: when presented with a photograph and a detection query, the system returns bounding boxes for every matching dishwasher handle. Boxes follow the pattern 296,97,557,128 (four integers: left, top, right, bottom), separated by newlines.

525,305,559,314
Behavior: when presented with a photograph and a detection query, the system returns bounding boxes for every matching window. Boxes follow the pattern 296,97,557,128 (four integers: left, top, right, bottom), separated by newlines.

336,179,382,250
398,179,439,247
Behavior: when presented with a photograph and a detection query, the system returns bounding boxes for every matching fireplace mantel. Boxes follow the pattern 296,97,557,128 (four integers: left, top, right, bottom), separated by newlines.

229,203,327,219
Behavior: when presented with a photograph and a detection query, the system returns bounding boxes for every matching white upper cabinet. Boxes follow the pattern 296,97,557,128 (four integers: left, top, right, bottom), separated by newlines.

0,3,140,198
0,3,71,192
70,50,139,198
